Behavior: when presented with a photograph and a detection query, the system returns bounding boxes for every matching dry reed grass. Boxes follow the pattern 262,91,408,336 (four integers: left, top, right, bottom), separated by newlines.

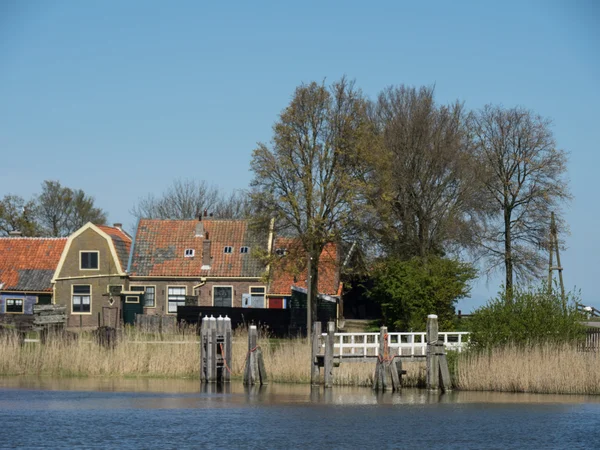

0,327,426,387
456,344,600,394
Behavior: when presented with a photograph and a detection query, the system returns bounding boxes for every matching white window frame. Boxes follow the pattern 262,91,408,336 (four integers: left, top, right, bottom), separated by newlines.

79,250,100,270
184,249,195,258
72,284,92,315
167,285,187,314
223,246,233,254
5,298,24,314
130,285,156,308
125,296,139,304
240,246,249,254
212,285,233,307
249,286,266,308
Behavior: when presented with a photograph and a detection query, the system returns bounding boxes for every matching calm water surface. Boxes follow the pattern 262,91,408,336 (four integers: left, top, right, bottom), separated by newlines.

1,377,599,449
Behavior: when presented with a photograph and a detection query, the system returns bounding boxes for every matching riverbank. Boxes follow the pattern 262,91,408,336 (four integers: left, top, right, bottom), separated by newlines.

455,343,600,394
4,328,599,394
0,328,425,387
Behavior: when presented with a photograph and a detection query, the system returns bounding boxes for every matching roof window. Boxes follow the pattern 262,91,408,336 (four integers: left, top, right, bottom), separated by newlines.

184,249,195,258
224,246,233,254
240,246,249,254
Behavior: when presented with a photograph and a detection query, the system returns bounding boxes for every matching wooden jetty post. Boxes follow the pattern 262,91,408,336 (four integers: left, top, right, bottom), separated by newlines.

243,325,268,386
310,321,322,385
426,314,451,392
200,315,232,384
373,326,402,392
324,321,335,388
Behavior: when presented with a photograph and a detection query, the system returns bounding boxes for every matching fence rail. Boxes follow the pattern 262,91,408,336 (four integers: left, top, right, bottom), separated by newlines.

320,331,470,357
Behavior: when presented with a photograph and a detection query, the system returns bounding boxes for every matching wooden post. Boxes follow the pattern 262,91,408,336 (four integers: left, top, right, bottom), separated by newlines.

243,325,266,385
426,314,439,390
200,316,207,382
223,316,232,383
324,321,335,388
311,321,322,385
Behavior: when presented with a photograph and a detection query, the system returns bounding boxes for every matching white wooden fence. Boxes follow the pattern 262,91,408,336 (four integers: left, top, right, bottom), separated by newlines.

321,331,470,357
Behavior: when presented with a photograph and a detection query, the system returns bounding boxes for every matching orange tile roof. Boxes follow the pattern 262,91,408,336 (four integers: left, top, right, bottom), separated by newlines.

269,238,340,296
0,237,67,292
96,225,132,271
130,219,268,278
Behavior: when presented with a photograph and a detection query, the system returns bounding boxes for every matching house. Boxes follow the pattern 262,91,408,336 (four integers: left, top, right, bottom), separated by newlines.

0,236,67,315
267,238,342,309
52,223,132,327
128,217,270,314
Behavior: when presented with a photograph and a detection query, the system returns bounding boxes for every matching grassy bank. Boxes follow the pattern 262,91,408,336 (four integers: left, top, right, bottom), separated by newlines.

455,344,600,394
0,328,426,387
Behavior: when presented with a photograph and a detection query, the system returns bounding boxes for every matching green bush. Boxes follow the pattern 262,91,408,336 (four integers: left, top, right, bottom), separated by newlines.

468,285,585,349
368,256,476,331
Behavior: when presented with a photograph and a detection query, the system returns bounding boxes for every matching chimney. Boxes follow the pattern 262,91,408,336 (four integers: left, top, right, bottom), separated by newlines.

9,230,22,237
204,209,208,217
202,239,211,269
195,221,205,238
113,223,122,229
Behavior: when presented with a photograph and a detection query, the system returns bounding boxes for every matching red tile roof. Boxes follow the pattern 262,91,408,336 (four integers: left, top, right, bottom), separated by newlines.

96,225,132,271
269,238,340,296
0,237,67,292
130,219,267,278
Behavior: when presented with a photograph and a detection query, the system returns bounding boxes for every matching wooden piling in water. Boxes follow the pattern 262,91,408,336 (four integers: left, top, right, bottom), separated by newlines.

372,326,402,392
324,321,335,388
426,314,452,392
200,315,232,384
311,322,322,385
243,325,267,385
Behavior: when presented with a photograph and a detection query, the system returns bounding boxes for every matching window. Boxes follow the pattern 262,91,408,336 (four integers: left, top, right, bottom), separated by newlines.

250,286,266,308
72,285,91,313
107,285,123,295
240,246,249,254
125,296,139,304
223,246,233,254
275,248,287,256
130,286,156,308
213,286,232,307
184,249,195,257
6,299,23,314
167,286,186,313
80,251,99,270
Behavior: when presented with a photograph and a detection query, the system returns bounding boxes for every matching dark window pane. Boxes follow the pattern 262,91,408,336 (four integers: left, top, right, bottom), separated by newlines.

214,287,232,307
81,252,98,269
73,285,91,294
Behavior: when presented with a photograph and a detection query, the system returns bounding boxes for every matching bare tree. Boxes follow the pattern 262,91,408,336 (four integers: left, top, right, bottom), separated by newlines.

363,85,484,259
212,190,254,219
131,179,220,220
37,180,107,236
468,105,571,296
250,77,370,331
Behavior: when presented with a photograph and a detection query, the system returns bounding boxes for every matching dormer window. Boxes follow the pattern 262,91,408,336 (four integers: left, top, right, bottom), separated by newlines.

80,251,99,270
240,246,249,254
184,249,195,258
224,246,233,254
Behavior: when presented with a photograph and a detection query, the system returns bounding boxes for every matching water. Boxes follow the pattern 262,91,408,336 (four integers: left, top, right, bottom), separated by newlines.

1,377,600,449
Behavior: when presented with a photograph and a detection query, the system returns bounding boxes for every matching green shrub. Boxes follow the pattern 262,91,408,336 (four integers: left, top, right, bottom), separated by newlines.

468,284,585,349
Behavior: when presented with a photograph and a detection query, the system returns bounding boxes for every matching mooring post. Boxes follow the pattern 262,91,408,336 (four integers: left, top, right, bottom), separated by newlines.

311,321,322,385
223,316,232,383
207,315,217,382
200,316,208,382
373,326,388,391
243,325,259,385
324,321,335,388
426,314,439,390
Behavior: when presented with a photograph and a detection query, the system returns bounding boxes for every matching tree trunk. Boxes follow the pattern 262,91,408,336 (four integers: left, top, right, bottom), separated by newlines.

504,207,513,302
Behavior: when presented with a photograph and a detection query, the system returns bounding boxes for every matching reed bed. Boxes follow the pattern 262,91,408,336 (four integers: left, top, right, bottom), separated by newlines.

456,343,600,394
0,327,426,387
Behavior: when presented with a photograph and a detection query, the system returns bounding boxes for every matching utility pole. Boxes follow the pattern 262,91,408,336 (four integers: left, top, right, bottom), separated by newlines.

547,212,565,308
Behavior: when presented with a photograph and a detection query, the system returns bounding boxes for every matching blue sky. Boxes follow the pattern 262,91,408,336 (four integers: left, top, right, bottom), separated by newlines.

1,0,598,311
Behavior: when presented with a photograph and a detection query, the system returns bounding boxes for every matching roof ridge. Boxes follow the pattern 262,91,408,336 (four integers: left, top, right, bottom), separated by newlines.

0,236,68,240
